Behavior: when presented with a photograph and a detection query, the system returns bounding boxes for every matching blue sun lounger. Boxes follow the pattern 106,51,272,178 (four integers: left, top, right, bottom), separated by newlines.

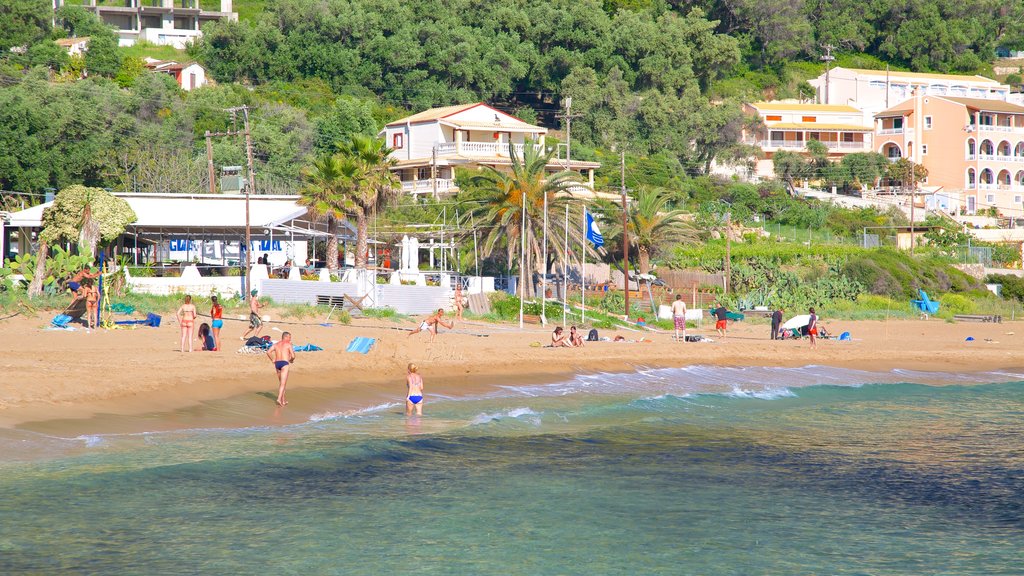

345,337,376,354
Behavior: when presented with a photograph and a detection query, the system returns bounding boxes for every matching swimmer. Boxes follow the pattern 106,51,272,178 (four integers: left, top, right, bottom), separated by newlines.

266,331,296,406
405,362,424,416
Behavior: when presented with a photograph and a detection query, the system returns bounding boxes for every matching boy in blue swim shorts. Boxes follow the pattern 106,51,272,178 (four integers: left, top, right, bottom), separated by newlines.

406,363,424,416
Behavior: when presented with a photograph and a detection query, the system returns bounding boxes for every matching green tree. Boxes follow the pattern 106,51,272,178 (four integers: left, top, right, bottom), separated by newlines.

337,135,400,269
0,0,51,53
299,154,353,275
607,187,696,275
314,96,379,154
468,142,583,297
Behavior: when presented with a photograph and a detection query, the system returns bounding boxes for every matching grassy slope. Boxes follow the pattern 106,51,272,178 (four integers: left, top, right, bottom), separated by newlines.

233,0,266,22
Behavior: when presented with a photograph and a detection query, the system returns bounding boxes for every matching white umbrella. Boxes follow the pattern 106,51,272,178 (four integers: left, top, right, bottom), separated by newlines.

782,314,812,330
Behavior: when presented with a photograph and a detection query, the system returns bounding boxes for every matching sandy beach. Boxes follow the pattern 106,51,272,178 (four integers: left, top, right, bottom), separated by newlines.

1,309,1021,431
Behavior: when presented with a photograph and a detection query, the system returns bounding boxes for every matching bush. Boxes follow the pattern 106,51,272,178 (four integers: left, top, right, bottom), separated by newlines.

988,274,1024,302
938,293,974,316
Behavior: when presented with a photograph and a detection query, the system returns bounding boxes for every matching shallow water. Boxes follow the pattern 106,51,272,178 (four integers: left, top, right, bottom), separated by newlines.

2,366,1023,574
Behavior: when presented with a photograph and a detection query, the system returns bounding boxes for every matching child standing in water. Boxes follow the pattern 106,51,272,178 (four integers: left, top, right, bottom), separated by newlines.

406,363,424,416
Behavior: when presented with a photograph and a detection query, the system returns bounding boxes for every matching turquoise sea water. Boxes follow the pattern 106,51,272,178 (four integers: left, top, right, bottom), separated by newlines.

2,366,1023,574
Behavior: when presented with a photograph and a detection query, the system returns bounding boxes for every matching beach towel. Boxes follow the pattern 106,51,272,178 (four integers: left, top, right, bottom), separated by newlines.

52,314,72,328
110,303,136,314
293,343,324,352
345,337,376,354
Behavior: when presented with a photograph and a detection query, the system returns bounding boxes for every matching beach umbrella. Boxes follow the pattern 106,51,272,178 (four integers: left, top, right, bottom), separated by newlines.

782,314,812,330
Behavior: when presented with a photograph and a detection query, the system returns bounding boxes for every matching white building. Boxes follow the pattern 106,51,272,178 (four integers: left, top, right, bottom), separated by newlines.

810,67,1011,119
55,36,90,57
379,103,600,198
52,0,237,48
143,58,208,91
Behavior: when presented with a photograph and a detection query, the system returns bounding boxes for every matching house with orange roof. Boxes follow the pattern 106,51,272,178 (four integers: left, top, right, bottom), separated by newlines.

143,58,207,91
379,103,600,198
875,91,1024,216
55,36,90,57
742,101,874,179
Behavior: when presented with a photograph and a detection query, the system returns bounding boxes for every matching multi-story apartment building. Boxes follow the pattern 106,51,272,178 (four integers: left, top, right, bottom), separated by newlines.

875,91,1024,215
52,0,237,48
810,67,1011,118
379,103,600,198
741,101,874,179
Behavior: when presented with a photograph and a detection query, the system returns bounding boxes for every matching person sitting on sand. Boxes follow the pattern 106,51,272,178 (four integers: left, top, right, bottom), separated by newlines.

406,362,425,416
551,326,571,347
569,325,584,347
197,322,216,351
267,331,296,407
240,289,263,341
407,308,454,343
176,295,197,352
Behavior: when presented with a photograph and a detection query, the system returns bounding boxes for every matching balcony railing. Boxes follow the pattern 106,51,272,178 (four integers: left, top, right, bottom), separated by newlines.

878,128,904,135
434,142,546,157
747,139,868,150
966,154,1024,163
400,178,456,194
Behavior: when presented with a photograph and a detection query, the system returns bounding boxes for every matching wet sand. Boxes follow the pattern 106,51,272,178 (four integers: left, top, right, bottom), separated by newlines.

1,309,1022,435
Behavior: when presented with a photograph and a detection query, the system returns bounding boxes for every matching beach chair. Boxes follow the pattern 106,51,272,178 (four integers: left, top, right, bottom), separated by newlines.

911,289,940,315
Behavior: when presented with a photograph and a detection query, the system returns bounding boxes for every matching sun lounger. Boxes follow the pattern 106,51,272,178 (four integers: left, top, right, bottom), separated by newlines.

953,314,1002,323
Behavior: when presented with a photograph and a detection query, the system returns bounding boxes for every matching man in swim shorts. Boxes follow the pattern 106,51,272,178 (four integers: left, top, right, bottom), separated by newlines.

407,308,454,343
671,294,688,342
406,362,424,416
713,301,729,340
267,331,296,407
241,289,264,340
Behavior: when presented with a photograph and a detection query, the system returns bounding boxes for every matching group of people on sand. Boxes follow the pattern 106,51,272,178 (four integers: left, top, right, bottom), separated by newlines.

550,325,585,347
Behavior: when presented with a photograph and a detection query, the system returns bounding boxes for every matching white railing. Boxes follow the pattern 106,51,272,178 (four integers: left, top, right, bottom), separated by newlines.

400,179,456,194
977,125,1019,133
435,142,545,157
750,139,867,150
878,128,904,135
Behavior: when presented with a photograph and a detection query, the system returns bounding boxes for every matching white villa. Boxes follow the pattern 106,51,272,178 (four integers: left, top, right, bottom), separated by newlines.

379,103,600,198
52,0,237,48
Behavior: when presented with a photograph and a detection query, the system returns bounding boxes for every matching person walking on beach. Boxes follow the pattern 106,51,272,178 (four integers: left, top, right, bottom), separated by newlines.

267,331,296,406
210,295,224,351
770,307,784,340
241,289,264,340
453,282,465,321
176,295,197,352
671,294,688,342
406,363,425,416
713,301,729,340
807,307,818,349
407,308,454,343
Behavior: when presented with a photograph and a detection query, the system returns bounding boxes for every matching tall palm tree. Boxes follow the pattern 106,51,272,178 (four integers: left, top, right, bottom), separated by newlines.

299,154,352,275
607,187,695,275
338,134,400,269
468,142,584,298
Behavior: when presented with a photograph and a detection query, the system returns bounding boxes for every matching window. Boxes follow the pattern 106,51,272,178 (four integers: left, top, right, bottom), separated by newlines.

893,118,904,129
417,167,431,180
986,194,995,203
392,133,404,149
1015,196,1022,204
801,116,817,122
870,81,886,89
765,115,782,121
921,144,928,155
924,116,932,129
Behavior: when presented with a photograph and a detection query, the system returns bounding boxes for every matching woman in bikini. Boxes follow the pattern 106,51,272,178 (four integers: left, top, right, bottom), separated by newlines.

176,295,198,353
406,363,424,416
569,325,584,347
551,326,570,347
210,295,224,351
83,278,100,330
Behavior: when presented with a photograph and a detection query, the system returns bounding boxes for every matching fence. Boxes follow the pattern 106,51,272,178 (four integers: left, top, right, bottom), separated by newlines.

658,270,726,291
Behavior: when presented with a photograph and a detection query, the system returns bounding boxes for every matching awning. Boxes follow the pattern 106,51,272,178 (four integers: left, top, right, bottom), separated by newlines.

5,193,356,240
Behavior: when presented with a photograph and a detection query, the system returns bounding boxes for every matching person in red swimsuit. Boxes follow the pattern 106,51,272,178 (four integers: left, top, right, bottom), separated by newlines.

807,307,818,349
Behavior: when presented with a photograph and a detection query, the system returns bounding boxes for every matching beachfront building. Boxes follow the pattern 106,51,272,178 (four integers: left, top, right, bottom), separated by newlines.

810,67,1011,118
874,91,1024,216
143,58,208,91
379,103,601,198
51,0,237,48
742,101,874,179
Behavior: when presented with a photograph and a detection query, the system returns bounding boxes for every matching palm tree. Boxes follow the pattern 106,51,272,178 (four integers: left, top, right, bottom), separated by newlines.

299,154,352,275
468,142,584,298
338,134,400,269
607,187,695,275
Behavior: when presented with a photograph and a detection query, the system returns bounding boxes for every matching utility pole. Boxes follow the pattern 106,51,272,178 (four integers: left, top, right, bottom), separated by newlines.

820,44,835,104
205,130,216,194
556,97,582,169
620,148,630,317
725,211,732,293
225,105,257,301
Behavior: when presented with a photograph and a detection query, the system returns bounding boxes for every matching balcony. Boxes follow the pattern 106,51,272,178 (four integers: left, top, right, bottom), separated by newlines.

434,142,546,158
966,154,1024,163
749,139,868,151
878,128,904,135
400,178,456,195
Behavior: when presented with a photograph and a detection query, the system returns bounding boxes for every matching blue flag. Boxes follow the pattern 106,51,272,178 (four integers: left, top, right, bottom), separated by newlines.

585,210,604,248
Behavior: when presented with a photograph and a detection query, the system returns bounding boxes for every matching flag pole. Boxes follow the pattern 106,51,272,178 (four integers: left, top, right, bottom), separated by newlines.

563,203,568,328
581,204,586,324
519,191,526,330
542,191,548,324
